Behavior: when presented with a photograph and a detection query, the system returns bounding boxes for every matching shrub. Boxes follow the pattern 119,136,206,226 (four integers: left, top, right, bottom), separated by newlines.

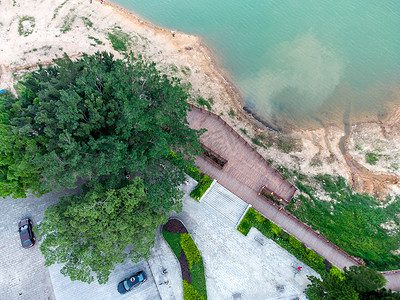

269,222,283,236
255,212,266,223
197,97,212,110
183,280,205,300
237,219,251,235
366,152,380,165
190,175,213,201
288,235,303,250
186,166,203,182
307,250,324,265
329,266,345,280
191,258,207,299
162,230,182,258
181,233,201,269
18,16,35,36
252,138,263,146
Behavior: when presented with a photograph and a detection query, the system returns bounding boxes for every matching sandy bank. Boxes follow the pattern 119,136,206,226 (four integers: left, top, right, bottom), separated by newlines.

0,0,399,199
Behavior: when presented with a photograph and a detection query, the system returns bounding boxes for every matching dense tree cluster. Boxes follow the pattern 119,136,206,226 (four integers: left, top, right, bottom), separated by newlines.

306,266,395,300
0,52,204,283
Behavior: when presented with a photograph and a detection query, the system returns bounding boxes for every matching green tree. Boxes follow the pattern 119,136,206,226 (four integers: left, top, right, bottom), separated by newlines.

0,52,204,211
344,266,387,293
306,273,359,300
0,91,48,198
36,177,167,284
360,288,400,300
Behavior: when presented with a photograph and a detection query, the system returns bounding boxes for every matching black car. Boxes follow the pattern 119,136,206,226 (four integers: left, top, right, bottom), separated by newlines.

117,271,147,294
18,218,35,249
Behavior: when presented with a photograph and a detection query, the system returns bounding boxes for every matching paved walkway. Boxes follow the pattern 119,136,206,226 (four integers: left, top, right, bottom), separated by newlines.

187,105,400,291
171,180,317,299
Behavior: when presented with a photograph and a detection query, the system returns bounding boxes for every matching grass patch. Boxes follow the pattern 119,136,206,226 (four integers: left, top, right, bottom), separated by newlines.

251,138,263,147
285,173,400,270
161,230,182,258
276,136,300,153
107,28,131,52
181,66,191,76
53,0,69,20
197,97,213,110
366,152,380,165
60,11,77,33
190,175,213,201
18,16,35,36
228,109,235,117
88,36,104,45
81,17,93,28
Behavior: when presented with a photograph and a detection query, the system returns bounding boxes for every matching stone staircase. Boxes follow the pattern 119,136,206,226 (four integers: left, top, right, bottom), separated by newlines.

202,182,248,225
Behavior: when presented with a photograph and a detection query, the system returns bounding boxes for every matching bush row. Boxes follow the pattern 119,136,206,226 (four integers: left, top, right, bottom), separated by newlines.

190,175,213,201
238,207,328,275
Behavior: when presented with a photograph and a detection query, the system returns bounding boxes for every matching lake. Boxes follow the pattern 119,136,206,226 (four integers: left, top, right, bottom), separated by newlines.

114,0,400,130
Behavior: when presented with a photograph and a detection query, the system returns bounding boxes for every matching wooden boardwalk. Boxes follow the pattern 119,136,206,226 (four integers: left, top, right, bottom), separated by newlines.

187,105,400,290
188,106,297,203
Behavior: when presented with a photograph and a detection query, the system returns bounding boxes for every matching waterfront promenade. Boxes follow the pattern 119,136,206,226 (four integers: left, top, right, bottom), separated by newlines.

187,105,400,291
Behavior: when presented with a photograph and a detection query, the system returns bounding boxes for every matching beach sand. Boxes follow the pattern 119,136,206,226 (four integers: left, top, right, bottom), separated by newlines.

1,0,399,199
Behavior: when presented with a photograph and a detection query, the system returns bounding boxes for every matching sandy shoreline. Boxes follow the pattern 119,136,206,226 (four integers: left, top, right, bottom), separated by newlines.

1,0,399,199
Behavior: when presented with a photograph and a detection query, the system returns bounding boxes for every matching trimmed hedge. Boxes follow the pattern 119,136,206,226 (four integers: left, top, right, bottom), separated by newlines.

162,230,182,258
183,280,204,300
162,226,207,300
237,207,328,275
190,175,213,201
181,233,201,269
191,257,207,298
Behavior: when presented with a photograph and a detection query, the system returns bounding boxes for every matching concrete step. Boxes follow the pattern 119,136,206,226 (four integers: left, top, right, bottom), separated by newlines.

202,183,248,224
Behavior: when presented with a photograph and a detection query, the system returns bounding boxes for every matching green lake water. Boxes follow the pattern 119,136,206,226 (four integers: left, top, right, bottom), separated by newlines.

114,0,400,130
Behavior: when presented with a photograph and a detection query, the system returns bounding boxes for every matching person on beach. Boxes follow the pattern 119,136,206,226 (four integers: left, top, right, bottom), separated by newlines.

101,0,104,3
171,31,175,37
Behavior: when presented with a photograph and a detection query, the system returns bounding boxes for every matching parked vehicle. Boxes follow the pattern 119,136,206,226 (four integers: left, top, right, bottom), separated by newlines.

117,271,147,294
18,218,35,249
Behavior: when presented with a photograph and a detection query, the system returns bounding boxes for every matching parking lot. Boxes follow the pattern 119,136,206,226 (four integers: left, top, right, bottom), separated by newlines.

49,259,160,300
0,185,81,300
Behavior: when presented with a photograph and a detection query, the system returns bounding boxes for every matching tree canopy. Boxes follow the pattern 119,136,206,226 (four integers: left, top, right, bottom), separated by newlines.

37,177,167,284
0,52,203,211
1,51,204,283
343,266,387,293
306,266,388,300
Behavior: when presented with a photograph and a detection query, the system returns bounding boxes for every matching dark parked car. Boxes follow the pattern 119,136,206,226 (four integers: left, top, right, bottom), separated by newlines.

18,218,35,248
117,271,147,294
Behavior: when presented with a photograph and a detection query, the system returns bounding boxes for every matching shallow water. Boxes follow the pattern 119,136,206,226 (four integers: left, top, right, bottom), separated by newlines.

114,0,400,130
